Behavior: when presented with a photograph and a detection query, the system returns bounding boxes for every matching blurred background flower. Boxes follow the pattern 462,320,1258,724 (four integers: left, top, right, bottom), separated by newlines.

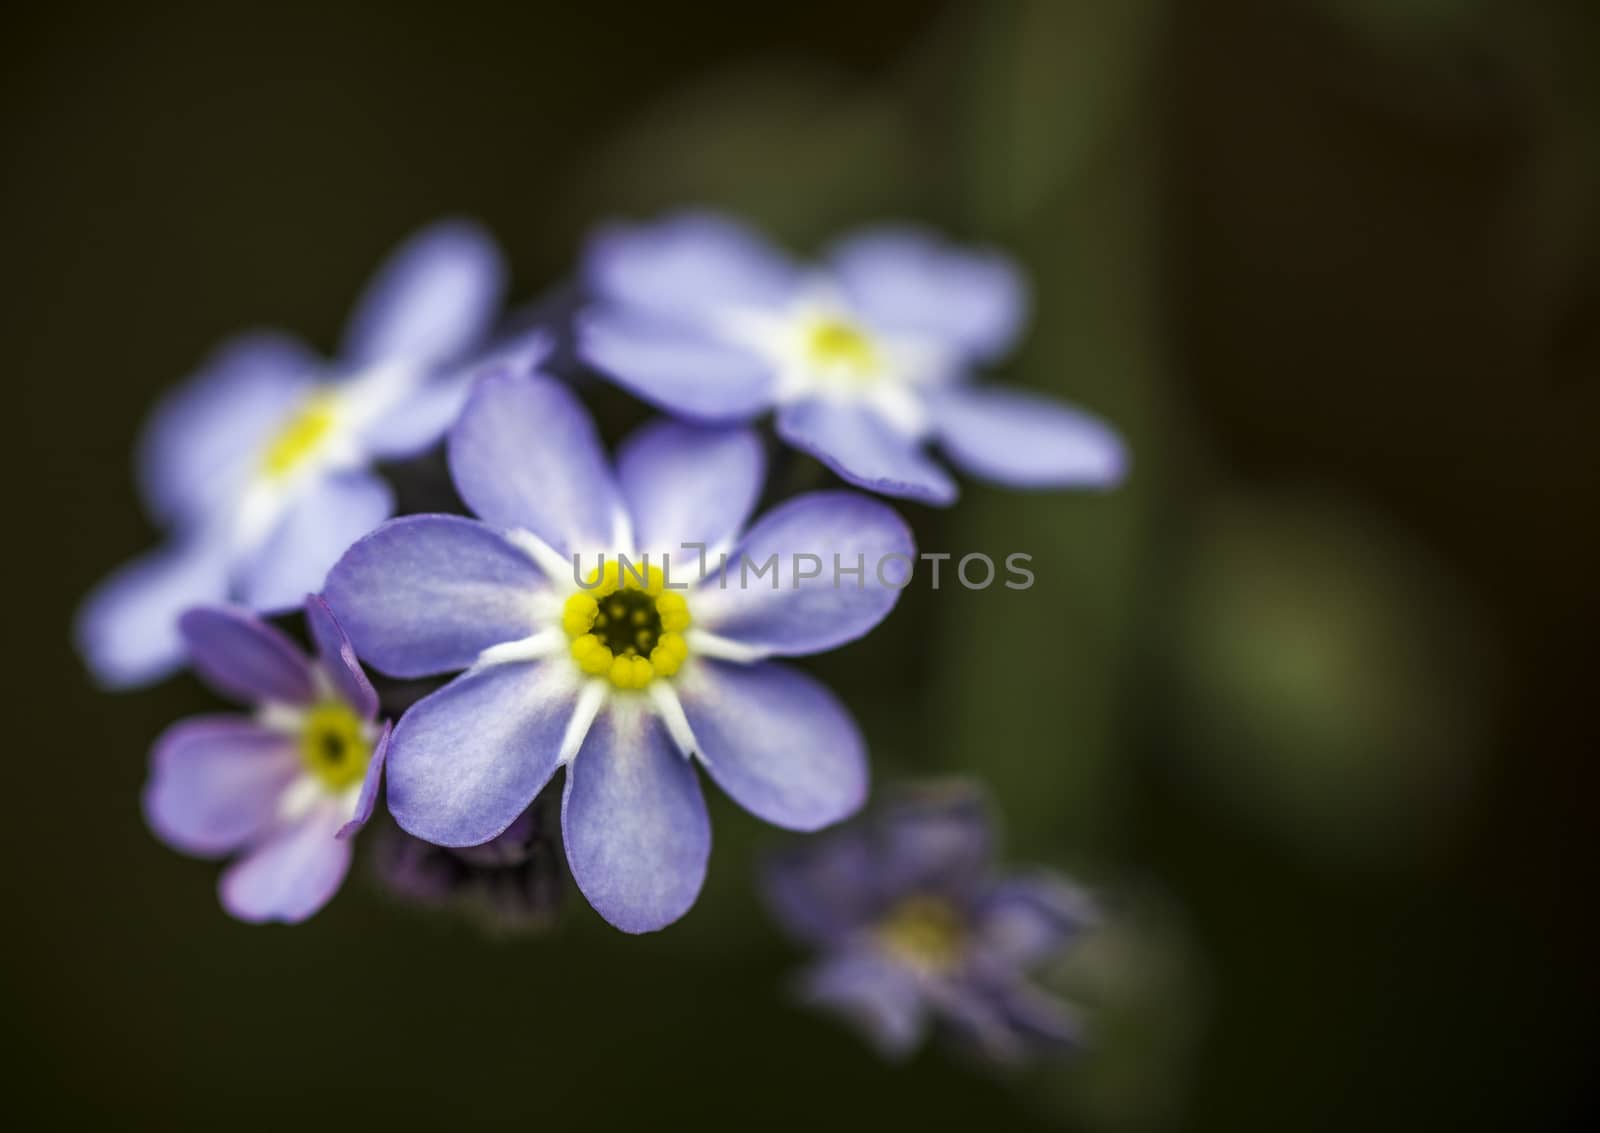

8,1,1597,1130
373,793,565,936
762,781,1094,1065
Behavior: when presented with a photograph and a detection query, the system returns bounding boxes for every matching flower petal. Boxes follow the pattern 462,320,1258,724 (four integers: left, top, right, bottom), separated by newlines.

386,661,576,847
990,982,1082,1053
578,309,778,422
691,490,914,657
177,605,315,706
236,471,395,614
323,515,548,678
798,949,928,1059
340,218,506,368
356,370,477,460
776,399,957,506
584,211,798,325
875,783,994,898
219,802,352,924
562,699,710,933
74,537,232,690
462,325,555,385
930,386,1126,488
338,720,391,839
304,594,379,719
137,332,318,528
829,226,1027,362
679,659,866,831
448,372,623,554
616,419,766,559
761,824,882,946
974,873,1095,968
934,976,1081,1063
143,717,302,856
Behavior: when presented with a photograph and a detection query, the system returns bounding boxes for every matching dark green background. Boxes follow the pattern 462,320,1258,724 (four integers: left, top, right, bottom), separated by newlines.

5,1,1597,1129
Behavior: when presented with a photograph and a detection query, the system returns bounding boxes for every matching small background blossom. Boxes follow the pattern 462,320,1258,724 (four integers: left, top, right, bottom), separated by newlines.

763,781,1093,1064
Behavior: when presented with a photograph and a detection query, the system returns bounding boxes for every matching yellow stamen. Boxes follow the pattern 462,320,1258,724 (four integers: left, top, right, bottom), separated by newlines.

261,389,339,477
298,700,371,791
806,318,878,379
562,562,692,689
874,896,966,974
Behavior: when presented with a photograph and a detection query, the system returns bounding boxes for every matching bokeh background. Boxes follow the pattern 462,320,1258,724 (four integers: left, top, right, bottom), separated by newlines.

6,1,1597,1129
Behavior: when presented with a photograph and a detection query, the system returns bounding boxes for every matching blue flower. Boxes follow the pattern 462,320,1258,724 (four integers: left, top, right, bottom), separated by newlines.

324,372,913,933
143,596,390,924
579,211,1126,505
76,220,507,689
762,782,1092,1063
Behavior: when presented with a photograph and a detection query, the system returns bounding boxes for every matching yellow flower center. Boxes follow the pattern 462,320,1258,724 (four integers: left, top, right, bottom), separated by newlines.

562,561,691,690
298,700,371,791
261,389,339,477
874,895,966,974
805,318,879,380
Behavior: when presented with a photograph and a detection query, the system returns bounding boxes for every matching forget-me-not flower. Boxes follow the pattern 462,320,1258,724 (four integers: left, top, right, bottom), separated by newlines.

579,211,1125,505
143,596,390,923
324,372,913,933
76,220,506,689
763,782,1092,1062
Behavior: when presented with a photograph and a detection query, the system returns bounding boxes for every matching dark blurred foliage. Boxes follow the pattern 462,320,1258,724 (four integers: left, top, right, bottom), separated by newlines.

4,1,1597,1130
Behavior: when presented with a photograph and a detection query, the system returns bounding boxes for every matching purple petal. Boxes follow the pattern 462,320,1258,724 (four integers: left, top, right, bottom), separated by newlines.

990,982,1082,1053
356,370,477,460
829,226,1028,362
74,537,232,690
691,491,914,657
762,824,882,946
340,218,506,368
177,605,314,706
584,211,798,324
798,949,928,1059
219,803,352,924
930,386,1126,488
974,872,1095,968
562,700,710,933
934,976,1081,1062
679,660,867,831
338,720,391,840
386,661,576,847
304,594,378,719
776,399,957,506
143,717,302,856
460,326,554,385
876,783,994,898
579,309,778,422
237,471,395,614
323,515,548,679
616,420,766,559
137,332,318,529
448,372,623,555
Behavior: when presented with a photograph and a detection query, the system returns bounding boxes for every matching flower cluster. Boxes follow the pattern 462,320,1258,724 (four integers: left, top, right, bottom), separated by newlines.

79,212,1123,1062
